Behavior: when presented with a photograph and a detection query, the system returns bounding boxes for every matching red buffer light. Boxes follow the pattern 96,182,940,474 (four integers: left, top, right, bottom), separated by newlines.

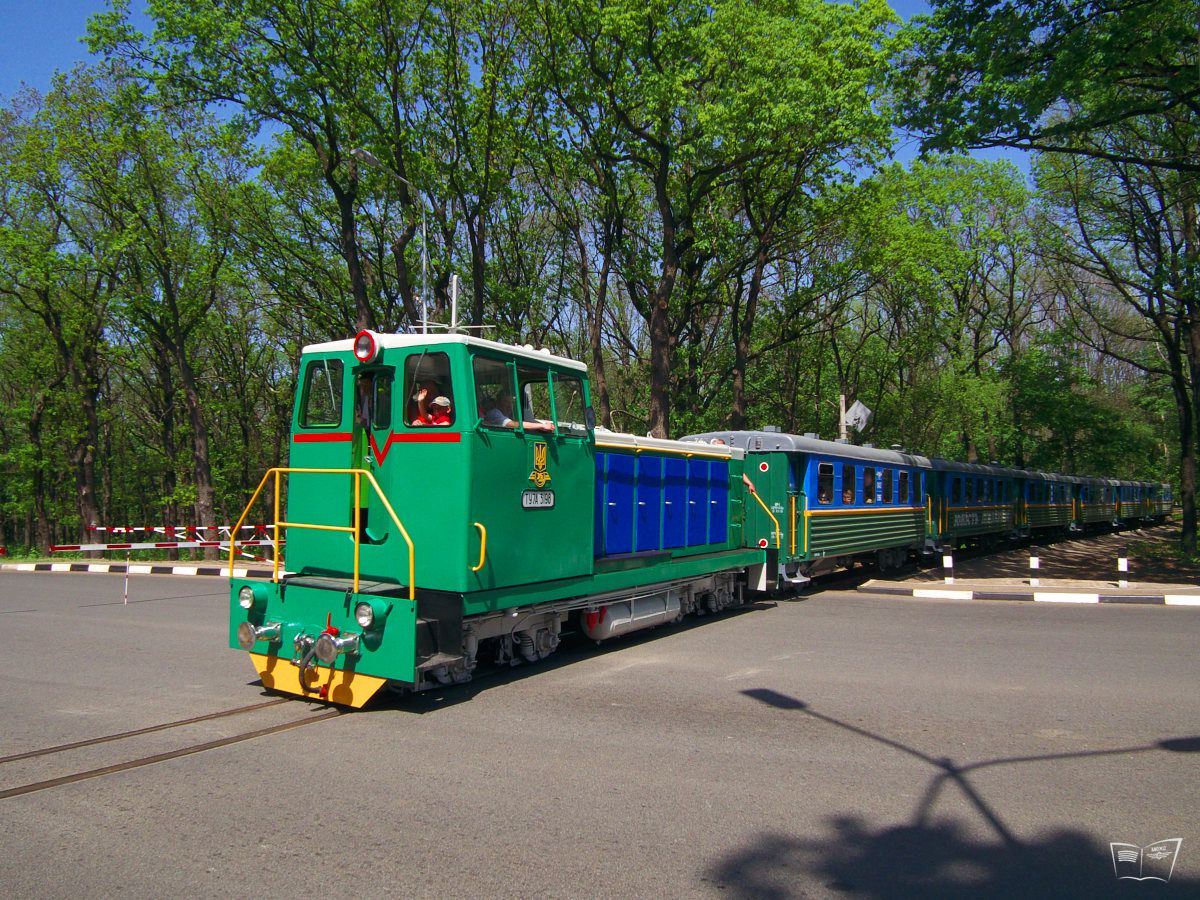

353,330,379,364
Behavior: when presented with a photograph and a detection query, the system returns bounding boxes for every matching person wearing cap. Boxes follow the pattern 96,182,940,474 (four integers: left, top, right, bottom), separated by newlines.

413,394,452,426
410,380,441,424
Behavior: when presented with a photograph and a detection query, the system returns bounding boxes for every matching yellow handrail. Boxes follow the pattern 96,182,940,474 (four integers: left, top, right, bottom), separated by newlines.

789,495,796,556
743,475,781,549
228,467,415,599
471,522,487,572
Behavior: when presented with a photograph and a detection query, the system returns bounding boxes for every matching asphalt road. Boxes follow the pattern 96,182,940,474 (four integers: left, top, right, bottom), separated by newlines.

1,572,1197,899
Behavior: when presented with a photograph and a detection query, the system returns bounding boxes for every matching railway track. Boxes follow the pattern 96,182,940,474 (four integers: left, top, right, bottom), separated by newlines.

0,698,342,800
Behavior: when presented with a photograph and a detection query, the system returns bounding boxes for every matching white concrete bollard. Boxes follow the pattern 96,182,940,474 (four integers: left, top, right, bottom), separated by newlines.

943,552,954,585
1029,548,1040,587
1118,546,1128,589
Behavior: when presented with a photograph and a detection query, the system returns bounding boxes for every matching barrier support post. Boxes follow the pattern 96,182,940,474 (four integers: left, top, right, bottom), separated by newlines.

1117,546,1128,589
1029,548,1040,588
943,551,954,585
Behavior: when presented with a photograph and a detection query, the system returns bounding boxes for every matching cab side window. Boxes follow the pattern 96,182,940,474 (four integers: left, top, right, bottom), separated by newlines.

899,471,909,504
301,358,344,427
474,356,515,428
517,364,552,424
551,373,589,436
882,469,893,504
405,352,455,426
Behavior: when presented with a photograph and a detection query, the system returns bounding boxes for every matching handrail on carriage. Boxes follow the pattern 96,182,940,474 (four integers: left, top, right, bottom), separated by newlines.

742,473,781,550
227,467,415,599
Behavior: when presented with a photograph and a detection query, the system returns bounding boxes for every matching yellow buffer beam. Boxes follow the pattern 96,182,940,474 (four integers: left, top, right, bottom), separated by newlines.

249,653,387,709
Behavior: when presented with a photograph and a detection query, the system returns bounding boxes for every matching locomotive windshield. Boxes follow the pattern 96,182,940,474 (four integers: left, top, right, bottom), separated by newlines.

300,358,344,427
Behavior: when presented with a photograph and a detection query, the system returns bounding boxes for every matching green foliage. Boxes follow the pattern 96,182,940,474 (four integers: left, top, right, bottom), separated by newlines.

897,0,1200,171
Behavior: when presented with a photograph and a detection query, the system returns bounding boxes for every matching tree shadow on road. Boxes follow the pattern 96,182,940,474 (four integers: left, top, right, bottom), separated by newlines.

704,689,1200,898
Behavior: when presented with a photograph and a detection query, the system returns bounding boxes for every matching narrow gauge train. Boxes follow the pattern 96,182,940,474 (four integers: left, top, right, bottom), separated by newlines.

228,331,1171,708
684,431,1170,585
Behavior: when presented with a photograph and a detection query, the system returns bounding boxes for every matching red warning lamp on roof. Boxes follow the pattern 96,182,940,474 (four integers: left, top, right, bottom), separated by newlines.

353,330,379,364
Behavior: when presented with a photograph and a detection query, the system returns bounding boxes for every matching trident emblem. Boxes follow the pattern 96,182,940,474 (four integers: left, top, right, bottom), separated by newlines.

529,442,552,488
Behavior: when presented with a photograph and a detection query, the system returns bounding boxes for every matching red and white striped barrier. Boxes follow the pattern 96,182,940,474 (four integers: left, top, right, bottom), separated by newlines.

53,523,279,554
89,524,273,535
52,539,281,552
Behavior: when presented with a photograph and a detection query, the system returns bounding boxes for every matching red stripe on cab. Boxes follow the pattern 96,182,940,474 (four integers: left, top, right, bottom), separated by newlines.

293,432,354,443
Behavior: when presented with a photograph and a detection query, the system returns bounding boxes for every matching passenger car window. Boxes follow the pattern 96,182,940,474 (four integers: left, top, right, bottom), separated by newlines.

301,358,344,427
899,471,909,504
863,468,875,504
842,465,856,504
817,463,834,504
882,469,893,504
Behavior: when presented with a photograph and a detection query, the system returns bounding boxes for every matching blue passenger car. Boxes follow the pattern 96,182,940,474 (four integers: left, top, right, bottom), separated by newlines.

683,430,931,586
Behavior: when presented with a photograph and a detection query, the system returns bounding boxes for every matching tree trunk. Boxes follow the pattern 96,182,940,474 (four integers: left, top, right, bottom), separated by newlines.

175,346,218,559
331,180,373,332
731,248,768,430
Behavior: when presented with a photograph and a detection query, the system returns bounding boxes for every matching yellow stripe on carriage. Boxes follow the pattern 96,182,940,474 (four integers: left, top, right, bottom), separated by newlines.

594,441,732,460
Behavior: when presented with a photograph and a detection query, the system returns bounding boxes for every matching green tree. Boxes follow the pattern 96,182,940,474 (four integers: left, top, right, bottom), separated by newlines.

898,0,1200,172
533,0,897,436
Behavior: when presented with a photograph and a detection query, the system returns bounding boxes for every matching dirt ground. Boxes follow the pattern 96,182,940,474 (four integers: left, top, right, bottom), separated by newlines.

907,523,1200,587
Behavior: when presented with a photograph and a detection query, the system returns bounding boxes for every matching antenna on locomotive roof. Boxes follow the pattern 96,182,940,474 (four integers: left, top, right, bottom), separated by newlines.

422,272,495,335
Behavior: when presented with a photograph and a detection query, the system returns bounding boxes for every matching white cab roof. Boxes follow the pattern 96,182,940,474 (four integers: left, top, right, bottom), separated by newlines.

302,331,588,373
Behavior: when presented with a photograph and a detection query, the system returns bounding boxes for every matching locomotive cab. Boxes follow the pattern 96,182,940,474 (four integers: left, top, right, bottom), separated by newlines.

283,332,596,592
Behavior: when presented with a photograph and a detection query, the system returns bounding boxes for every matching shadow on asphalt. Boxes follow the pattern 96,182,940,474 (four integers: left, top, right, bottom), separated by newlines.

703,688,1200,898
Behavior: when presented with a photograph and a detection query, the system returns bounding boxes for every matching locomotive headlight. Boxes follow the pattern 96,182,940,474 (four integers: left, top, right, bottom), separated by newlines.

353,329,379,364
354,599,391,629
237,583,268,611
